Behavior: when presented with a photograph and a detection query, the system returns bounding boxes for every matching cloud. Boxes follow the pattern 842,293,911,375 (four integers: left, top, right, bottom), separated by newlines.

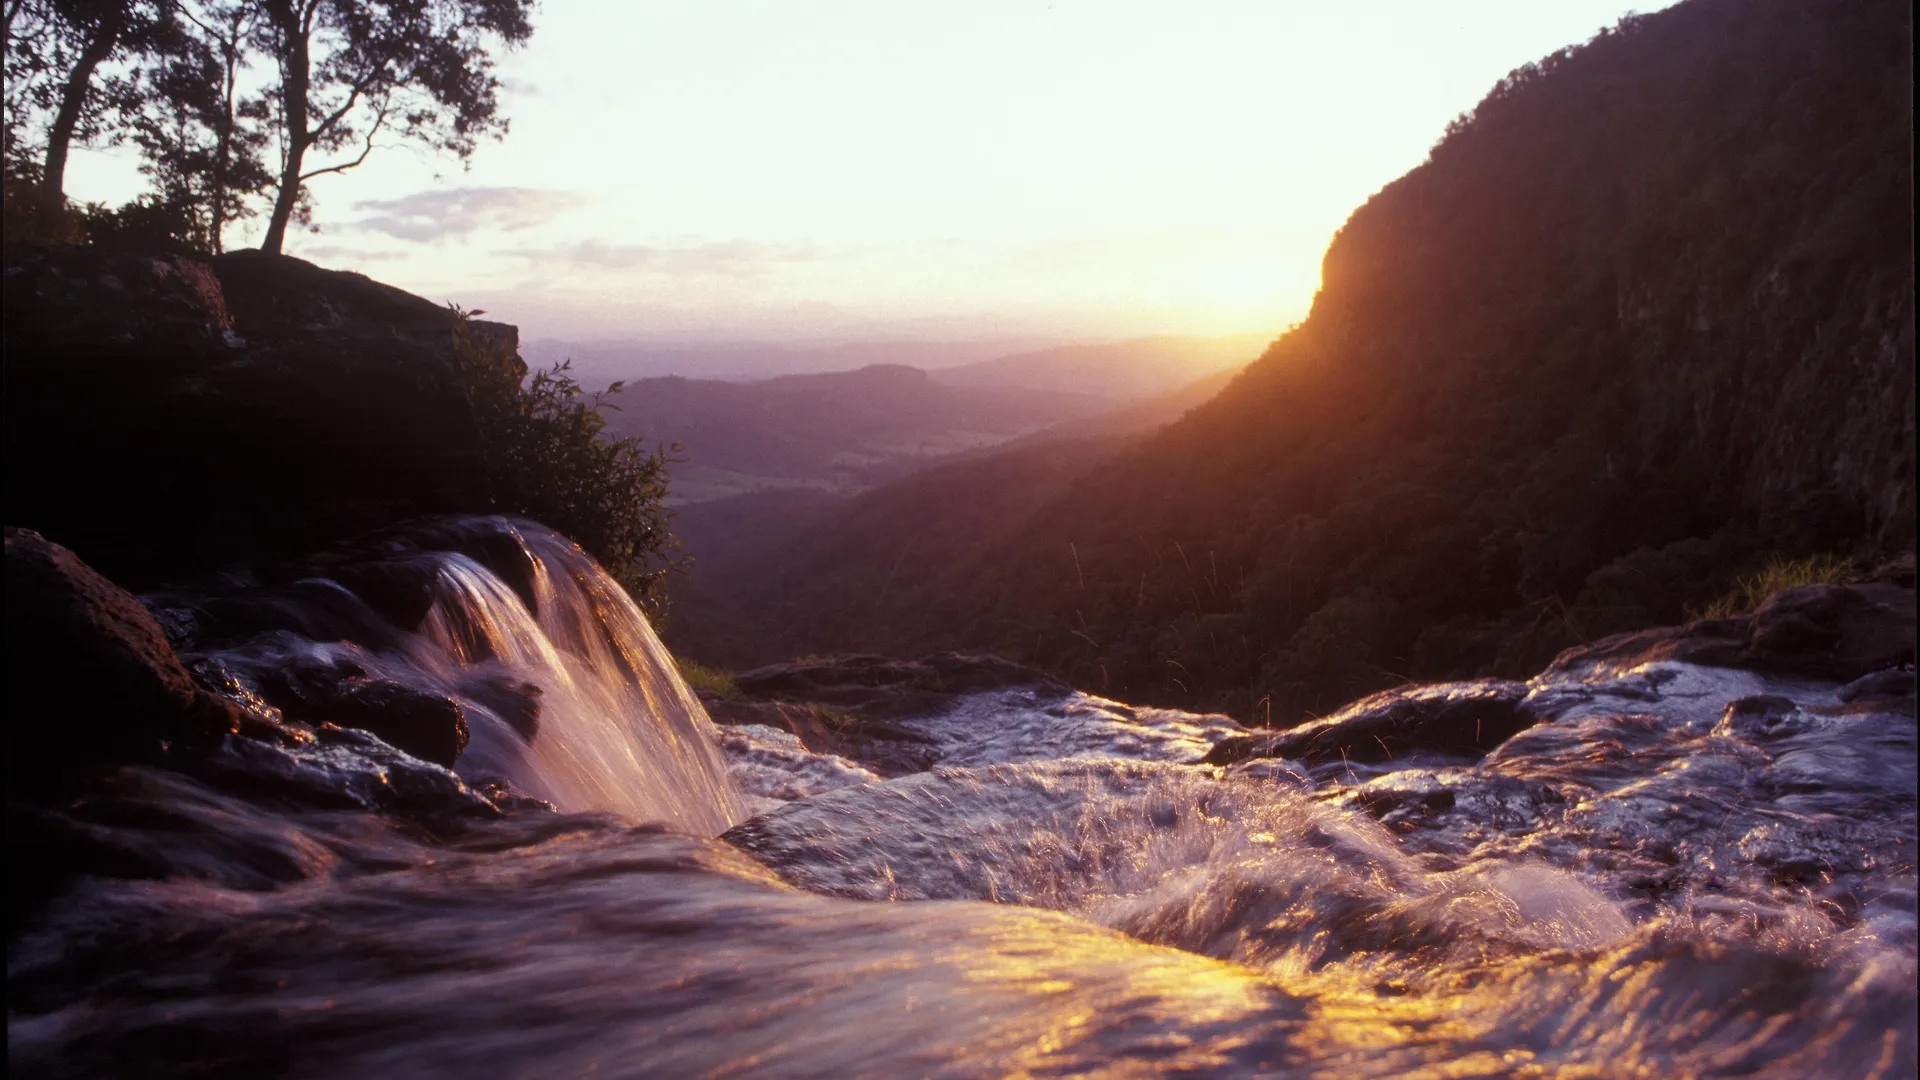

350,186,586,242
501,238,818,277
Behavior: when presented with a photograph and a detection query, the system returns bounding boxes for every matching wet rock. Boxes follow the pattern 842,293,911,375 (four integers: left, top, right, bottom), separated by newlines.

317,682,471,768
1712,695,1812,740
160,597,473,767
1838,666,1915,704
467,774,558,813
1335,769,1569,847
308,557,442,633
461,674,543,743
3,528,243,796
1203,680,1532,767
733,651,1070,717
1224,758,1313,788
200,725,494,817
721,651,1067,775
702,695,939,778
1546,584,1916,684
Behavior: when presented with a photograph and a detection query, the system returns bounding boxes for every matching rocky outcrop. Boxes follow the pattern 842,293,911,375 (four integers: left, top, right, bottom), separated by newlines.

1205,582,1916,773
732,652,1069,713
3,528,244,796
1545,583,1916,683
3,244,522,587
1203,679,1533,767
705,652,1067,777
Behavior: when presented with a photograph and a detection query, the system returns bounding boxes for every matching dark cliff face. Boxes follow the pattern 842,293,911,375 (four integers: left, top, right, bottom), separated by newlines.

2,246,524,585
690,0,1914,721
1014,0,1915,718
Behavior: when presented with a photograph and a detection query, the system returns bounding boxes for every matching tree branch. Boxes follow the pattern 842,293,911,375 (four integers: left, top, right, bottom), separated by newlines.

308,83,363,145
297,102,384,179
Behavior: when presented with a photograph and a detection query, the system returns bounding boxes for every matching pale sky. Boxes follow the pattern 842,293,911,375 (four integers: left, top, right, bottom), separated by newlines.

68,1,1663,345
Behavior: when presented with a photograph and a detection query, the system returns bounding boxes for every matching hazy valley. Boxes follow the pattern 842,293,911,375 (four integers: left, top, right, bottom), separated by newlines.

592,334,1261,504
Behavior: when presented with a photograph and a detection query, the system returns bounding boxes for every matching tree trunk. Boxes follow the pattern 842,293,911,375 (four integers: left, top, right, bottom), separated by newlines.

41,6,127,214
210,34,239,253
260,2,311,255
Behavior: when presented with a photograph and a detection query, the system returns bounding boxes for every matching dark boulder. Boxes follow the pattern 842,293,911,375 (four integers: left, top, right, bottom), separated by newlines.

732,651,1068,720
3,527,243,796
460,674,543,743
3,245,522,588
700,696,939,778
240,666,471,769
316,683,471,769
1203,680,1532,767
712,651,1055,777
1838,666,1915,704
1546,584,1916,684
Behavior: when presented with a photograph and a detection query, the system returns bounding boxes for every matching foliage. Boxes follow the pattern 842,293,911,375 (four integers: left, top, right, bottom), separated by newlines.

71,188,201,246
4,0,535,252
1694,554,1857,620
6,1,166,213
449,308,682,610
1,160,85,242
254,0,535,252
126,1,274,252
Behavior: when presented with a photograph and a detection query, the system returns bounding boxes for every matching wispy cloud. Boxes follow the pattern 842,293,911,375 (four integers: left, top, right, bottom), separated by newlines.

350,187,586,242
501,238,819,277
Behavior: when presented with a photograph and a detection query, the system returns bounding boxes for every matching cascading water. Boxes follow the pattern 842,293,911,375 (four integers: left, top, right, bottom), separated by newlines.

150,516,746,833
7,523,1913,1078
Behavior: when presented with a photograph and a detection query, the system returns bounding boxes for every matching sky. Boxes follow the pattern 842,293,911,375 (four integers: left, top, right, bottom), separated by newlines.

68,0,1666,346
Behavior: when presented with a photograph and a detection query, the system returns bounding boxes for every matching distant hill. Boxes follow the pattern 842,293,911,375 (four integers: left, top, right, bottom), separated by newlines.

667,0,1914,724
928,334,1269,400
524,338,1060,388
598,363,1113,503
663,432,1136,666
660,365,1251,658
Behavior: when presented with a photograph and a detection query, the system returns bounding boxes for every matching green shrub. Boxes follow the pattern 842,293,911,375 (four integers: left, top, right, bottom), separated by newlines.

450,307,682,609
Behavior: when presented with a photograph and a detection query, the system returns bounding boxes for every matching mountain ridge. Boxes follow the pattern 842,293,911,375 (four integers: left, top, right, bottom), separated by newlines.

662,0,1914,724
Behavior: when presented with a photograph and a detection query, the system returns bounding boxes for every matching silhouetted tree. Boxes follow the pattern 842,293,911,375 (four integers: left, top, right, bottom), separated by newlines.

128,0,271,250
14,0,163,214
255,0,533,254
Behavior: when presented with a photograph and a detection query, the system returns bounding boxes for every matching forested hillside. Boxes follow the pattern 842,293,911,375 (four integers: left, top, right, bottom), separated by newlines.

598,364,1109,502
674,0,1913,723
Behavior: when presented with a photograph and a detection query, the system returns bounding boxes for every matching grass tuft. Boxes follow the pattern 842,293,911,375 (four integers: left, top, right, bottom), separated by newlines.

675,657,741,701
1694,553,1855,620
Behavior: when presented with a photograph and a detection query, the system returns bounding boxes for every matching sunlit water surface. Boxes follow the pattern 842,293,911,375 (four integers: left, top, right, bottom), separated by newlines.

8,518,1914,1078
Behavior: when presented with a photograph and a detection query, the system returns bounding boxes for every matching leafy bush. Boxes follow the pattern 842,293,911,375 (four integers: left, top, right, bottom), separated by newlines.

1,164,84,245
74,194,207,252
450,308,682,609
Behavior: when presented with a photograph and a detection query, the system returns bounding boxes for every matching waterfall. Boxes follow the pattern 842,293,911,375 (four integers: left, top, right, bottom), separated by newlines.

165,517,747,834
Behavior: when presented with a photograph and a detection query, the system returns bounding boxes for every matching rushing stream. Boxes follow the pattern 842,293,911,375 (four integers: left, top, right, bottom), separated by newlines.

7,518,1914,1078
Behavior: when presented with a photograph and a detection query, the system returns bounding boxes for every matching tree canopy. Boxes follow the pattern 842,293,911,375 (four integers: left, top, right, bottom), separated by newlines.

3,0,534,252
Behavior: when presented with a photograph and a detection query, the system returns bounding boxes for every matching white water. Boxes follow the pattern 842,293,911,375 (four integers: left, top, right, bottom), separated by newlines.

161,517,746,833
12,521,1912,1078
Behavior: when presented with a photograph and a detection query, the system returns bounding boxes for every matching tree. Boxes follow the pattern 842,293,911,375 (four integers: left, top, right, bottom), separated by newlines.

20,0,161,214
127,0,271,250
256,0,533,254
